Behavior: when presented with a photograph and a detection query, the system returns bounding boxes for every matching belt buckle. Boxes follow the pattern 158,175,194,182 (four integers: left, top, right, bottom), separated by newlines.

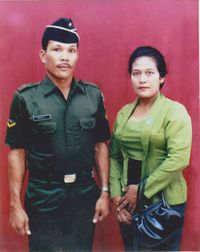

64,174,76,183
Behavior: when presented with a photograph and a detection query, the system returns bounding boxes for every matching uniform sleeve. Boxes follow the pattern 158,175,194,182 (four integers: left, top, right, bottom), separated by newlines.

95,91,111,142
5,92,29,149
144,103,192,198
109,112,124,198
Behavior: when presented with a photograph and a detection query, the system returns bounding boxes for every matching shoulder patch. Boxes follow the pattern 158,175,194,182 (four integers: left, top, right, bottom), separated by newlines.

7,118,16,128
17,82,39,93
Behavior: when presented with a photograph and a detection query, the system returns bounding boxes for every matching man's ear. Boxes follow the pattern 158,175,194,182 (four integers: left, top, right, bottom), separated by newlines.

39,49,46,63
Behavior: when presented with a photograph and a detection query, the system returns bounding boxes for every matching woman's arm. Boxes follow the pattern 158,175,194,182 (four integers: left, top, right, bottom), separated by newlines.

145,104,192,198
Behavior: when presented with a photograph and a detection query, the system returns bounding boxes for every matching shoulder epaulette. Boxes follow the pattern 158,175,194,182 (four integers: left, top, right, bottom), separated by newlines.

17,82,40,93
79,80,99,89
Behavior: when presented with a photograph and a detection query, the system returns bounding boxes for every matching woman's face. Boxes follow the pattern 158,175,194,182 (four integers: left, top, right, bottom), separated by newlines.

130,56,164,99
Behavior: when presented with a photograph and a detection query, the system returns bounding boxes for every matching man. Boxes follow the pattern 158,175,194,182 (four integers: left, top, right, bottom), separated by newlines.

5,17,110,252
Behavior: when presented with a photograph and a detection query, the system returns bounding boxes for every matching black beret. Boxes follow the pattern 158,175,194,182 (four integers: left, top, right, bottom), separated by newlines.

42,17,80,49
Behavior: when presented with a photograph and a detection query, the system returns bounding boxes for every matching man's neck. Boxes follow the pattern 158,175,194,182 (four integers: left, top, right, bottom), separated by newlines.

47,74,73,100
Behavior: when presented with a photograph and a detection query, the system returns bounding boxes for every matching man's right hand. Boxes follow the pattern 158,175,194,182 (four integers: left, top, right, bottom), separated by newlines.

9,206,31,236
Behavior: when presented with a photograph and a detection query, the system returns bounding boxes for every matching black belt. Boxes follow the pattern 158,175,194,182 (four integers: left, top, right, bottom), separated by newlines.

29,170,94,184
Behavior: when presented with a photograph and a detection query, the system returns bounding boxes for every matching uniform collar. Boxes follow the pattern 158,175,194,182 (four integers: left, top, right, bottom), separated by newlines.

71,79,85,93
41,76,85,96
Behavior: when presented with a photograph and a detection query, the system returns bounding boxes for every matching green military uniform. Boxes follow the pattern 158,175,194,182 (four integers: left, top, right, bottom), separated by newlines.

5,76,110,251
6,77,110,171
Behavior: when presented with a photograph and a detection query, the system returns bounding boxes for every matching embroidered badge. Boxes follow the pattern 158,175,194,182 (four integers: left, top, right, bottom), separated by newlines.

7,119,16,128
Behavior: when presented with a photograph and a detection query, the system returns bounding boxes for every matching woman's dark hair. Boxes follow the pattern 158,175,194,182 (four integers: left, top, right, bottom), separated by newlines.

128,46,167,88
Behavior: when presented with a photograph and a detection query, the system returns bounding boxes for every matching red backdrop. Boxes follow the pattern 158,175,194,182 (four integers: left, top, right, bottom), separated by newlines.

0,0,199,251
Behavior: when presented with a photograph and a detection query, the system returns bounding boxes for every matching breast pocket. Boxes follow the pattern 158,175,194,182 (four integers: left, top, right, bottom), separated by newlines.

79,117,96,146
32,122,57,135
31,121,58,154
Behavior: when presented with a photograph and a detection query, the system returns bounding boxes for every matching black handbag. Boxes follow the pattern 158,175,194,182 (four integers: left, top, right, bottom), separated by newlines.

132,179,183,248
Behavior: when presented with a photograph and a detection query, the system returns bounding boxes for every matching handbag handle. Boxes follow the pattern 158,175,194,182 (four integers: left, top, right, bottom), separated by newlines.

136,178,169,211
136,178,147,211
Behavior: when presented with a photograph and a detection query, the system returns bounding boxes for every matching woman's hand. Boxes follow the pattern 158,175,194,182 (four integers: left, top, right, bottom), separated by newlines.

112,196,132,224
116,208,132,224
117,185,138,213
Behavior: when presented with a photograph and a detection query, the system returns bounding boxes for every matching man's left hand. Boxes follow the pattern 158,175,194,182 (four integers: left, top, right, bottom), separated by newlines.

92,192,110,223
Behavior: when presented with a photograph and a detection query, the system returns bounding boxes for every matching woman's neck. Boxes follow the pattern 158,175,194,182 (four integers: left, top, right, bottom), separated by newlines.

130,93,159,121
138,93,159,108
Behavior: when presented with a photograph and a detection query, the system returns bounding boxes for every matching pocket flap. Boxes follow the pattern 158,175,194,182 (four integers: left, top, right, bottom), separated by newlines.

79,117,96,129
33,122,57,134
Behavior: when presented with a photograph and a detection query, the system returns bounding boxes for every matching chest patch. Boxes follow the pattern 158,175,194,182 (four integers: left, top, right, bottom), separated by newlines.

32,114,52,122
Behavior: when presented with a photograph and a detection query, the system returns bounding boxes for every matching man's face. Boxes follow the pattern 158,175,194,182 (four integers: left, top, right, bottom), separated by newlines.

40,40,79,82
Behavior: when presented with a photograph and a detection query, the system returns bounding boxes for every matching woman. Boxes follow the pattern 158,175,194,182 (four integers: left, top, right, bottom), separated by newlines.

109,46,192,251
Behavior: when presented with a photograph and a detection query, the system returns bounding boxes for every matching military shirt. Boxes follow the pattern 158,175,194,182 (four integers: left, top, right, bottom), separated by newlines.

5,77,110,175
